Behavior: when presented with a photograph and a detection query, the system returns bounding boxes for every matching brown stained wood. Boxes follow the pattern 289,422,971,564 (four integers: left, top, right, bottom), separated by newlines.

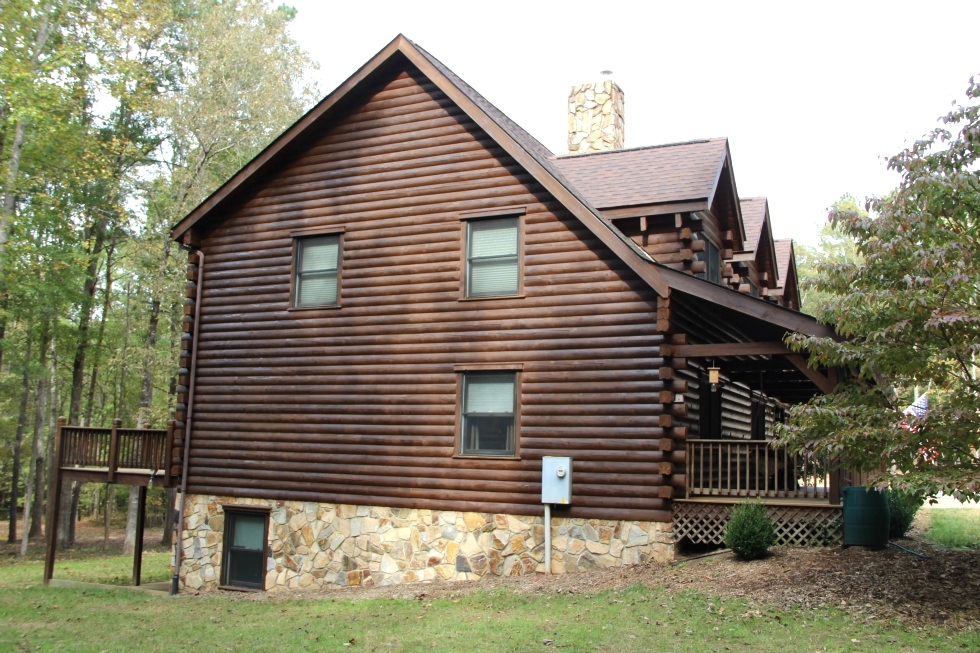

174,60,672,520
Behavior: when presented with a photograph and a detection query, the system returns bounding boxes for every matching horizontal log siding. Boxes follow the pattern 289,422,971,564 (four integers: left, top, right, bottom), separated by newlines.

188,68,668,521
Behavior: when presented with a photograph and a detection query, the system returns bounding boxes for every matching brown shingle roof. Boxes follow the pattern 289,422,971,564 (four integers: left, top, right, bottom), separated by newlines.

739,197,768,252
774,238,794,286
551,139,729,210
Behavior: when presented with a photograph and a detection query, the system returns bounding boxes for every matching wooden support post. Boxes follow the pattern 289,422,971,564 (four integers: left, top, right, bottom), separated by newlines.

829,459,841,506
43,417,67,585
133,485,147,586
107,418,121,483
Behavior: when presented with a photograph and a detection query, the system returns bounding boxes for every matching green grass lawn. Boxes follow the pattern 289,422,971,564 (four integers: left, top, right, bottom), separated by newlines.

2,548,978,652
923,509,980,550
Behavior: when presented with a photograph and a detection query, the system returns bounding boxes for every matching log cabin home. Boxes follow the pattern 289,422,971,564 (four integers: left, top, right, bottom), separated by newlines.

43,35,849,593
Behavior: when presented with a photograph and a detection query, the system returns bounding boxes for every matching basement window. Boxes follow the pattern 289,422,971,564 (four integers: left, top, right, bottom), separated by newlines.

221,509,269,590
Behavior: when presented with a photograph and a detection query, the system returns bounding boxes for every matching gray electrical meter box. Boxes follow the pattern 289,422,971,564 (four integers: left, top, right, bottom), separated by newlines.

541,456,572,505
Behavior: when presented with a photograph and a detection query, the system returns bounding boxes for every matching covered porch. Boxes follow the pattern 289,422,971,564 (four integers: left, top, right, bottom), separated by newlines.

660,283,846,546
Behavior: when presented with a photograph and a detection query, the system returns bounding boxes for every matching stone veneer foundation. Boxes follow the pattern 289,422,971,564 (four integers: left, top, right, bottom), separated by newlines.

177,495,674,591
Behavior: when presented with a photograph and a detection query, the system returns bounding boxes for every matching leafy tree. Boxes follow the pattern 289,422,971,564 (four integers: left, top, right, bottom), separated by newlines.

795,196,862,318
779,78,980,501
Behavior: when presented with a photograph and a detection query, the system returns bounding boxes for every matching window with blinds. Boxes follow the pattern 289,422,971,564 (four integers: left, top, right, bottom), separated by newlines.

294,234,340,307
460,372,517,456
465,217,519,297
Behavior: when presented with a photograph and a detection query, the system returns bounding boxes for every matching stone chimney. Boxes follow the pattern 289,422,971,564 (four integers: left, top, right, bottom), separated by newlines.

567,80,625,154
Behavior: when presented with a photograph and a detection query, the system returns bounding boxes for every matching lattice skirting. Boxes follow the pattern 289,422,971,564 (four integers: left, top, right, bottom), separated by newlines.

672,502,843,547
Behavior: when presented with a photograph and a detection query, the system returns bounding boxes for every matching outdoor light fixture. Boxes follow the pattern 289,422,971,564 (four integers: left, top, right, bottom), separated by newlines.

708,365,721,385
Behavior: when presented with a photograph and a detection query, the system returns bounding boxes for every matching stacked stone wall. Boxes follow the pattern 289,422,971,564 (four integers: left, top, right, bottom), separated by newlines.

178,495,673,591
567,80,625,154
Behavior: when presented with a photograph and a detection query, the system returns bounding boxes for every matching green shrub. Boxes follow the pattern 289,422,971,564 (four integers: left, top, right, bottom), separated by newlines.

885,489,923,538
725,501,776,559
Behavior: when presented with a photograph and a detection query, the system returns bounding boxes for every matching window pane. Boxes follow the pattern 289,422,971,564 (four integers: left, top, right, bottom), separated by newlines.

463,415,514,454
300,236,339,272
228,549,264,587
469,259,518,296
466,375,514,413
298,272,338,306
232,514,266,549
470,219,517,258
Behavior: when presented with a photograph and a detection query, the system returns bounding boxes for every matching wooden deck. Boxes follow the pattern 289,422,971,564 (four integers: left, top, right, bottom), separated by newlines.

58,421,176,487
45,418,178,588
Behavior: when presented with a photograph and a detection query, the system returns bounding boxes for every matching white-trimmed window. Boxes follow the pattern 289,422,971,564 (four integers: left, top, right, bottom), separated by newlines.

465,217,519,297
294,234,340,307
460,372,517,456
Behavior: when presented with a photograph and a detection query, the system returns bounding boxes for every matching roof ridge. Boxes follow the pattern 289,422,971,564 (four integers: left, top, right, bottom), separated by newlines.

553,137,725,159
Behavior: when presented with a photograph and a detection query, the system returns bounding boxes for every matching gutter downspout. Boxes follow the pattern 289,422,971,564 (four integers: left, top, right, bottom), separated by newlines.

171,249,204,595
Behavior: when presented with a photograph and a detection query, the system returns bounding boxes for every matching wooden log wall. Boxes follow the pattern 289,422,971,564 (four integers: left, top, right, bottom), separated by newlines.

182,66,674,522
170,250,199,483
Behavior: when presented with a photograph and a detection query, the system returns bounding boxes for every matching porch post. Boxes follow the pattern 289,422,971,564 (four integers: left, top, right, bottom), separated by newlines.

43,417,67,585
829,458,841,505
132,484,147,586
107,418,121,483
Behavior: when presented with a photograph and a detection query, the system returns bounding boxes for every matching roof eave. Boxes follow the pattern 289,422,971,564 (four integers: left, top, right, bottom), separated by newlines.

658,265,837,339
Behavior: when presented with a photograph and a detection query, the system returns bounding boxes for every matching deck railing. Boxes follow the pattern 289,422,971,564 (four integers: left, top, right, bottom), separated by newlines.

58,419,173,482
686,439,832,501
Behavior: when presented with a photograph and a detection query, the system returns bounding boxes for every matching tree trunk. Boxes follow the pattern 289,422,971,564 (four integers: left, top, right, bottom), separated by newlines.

0,13,53,367
160,487,175,546
68,217,110,425
103,484,113,550
22,316,50,552
7,337,32,543
28,316,51,539
137,237,171,425
122,486,140,555
83,233,116,424
69,483,80,543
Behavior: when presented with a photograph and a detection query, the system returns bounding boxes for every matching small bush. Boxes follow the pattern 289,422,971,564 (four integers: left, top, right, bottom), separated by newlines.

725,502,776,560
886,489,923,538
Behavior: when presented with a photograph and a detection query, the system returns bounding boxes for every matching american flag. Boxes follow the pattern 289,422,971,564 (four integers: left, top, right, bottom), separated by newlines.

904,394,929,418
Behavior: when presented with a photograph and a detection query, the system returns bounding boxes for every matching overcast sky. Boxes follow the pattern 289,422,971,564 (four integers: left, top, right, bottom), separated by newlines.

286,0,978,246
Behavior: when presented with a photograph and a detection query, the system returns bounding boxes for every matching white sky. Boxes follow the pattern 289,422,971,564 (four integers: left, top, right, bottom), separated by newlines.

286,0,979,246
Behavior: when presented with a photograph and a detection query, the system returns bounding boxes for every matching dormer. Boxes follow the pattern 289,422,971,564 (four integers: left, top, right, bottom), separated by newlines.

727,197,778,297
553,138,745,284
771,238,801,310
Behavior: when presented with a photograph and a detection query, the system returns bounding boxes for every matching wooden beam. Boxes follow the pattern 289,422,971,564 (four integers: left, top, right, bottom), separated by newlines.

43,417,67,585
133,485,147,586
601,201,707,220
107,418,121,484
786,354,837,394
673,342,793,357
